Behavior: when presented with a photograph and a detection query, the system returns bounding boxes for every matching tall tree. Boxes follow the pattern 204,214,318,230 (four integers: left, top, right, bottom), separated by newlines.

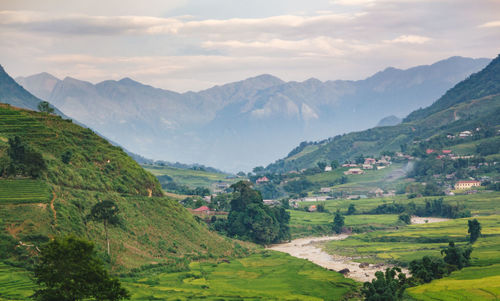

88,200,120,256
333,210,345,234
468,219,482,244
37,101,55,114
33,236,129,301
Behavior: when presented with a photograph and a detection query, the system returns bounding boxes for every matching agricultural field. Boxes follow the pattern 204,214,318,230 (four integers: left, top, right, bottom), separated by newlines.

0,252,358,300
142,164,236,189
0,263,35,301
321,215,500,266
122,251,358,300
0,179,51,204
406,263,500,300
289,209,400,238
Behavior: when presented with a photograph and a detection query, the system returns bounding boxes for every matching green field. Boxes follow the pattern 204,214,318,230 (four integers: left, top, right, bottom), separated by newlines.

406,264,500,300
289,209,401,238
0,263,35,301
321,215,500,265
142,164,236,189
0,252,358,300
124,251,358,300
0,179,51,204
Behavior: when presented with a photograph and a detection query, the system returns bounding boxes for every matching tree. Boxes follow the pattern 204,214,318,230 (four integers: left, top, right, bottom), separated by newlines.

33,236,129,301
331,160,340,169
440,241,472,270
362,267,409,301
87,200,120,256
37,101,54,114
468,219,482,244
317,161,327,171
409,256,449,283
398,213,411,225
333,210,345,234
61,150,72,164
347,203,356,215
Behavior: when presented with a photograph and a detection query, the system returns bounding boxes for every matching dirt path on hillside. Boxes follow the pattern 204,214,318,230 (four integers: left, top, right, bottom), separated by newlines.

50,191,57,223
268,217,450,282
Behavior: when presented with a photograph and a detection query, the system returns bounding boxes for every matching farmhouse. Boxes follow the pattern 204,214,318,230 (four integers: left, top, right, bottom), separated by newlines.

344,168,364,175
320,187,332,193
324,166,332,172
256,176,269,184
454,180,480,190
459,131,472,138
193,206,211,214
362,164,373,170
364,158,376,165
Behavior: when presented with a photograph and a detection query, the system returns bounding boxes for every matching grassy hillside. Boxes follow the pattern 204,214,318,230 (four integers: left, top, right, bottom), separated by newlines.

265,55,500,173
143,164,236,190
0,104,247,272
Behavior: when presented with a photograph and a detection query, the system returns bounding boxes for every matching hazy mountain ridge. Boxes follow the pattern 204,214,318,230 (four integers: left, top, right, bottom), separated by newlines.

15,56,491,171
264,54,500,173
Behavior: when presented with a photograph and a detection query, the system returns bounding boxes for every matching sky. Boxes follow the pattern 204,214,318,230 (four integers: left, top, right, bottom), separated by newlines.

1,0,500,92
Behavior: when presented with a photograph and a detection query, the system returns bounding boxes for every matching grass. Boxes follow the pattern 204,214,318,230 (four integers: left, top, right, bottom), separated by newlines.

288,209,401,238
0,251,358,300
321,215,500,266
122,251,358,300
0,263,35,301
0,179,51,204
142,164,235,189
406,264,500,300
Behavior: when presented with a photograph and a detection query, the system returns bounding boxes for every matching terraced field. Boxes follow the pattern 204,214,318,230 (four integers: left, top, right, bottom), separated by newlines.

0,106,55,139
0,179,51,204
122,251,358,300
0,263,35,301
321,215,500,266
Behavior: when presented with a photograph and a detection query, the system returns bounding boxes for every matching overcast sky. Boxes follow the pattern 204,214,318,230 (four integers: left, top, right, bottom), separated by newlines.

1,0,499,92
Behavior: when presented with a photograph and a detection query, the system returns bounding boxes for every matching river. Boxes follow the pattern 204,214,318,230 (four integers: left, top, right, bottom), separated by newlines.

267,216,450,282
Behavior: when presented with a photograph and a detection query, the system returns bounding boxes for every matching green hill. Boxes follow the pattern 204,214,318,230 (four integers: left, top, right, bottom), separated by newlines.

0,104,245,271
265,54,500,173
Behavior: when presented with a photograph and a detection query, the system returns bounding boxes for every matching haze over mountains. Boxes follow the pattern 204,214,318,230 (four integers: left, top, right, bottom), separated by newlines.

16,56,490,172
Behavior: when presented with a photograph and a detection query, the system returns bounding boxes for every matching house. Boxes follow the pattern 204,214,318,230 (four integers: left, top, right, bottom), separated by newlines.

320,187,332,193
362,164,373,170
377,165,386,170
426,149,435,154
342,163,358,167
263,199,280,206
203,195,212,203
373,188,384,197
344,168,364,175
324,166,333,172
377,158,390,165
308,205,317,212
459,131,472,138
442,150,452,154
364,158,376,165
193,206,211,214
454,180,480,190
256,176,269,184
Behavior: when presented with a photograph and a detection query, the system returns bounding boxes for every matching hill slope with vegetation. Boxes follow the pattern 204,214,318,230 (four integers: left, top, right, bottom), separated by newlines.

265,54,500,173
0,103,246,272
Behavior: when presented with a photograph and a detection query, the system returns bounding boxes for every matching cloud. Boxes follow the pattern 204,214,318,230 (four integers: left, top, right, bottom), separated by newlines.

478,20,500,28
385,35,432,44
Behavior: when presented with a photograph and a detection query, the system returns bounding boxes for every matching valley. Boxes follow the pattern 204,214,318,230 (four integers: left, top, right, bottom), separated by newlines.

0,38,499,301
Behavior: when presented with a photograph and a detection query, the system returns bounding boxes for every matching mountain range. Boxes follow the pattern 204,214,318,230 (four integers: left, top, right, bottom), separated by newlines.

264,54,500,173
15,56,490,172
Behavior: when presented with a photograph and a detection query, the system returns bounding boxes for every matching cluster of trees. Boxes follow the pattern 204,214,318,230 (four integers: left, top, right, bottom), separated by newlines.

363,242,473,300
221,181,290,244
364,219,481,300
33,236,129,301
370,198,471,219
0,136,47,178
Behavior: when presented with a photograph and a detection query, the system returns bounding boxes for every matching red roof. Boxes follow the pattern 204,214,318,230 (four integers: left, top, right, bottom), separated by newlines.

426,149,435,154
442,150,452,154
193,206,210,212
